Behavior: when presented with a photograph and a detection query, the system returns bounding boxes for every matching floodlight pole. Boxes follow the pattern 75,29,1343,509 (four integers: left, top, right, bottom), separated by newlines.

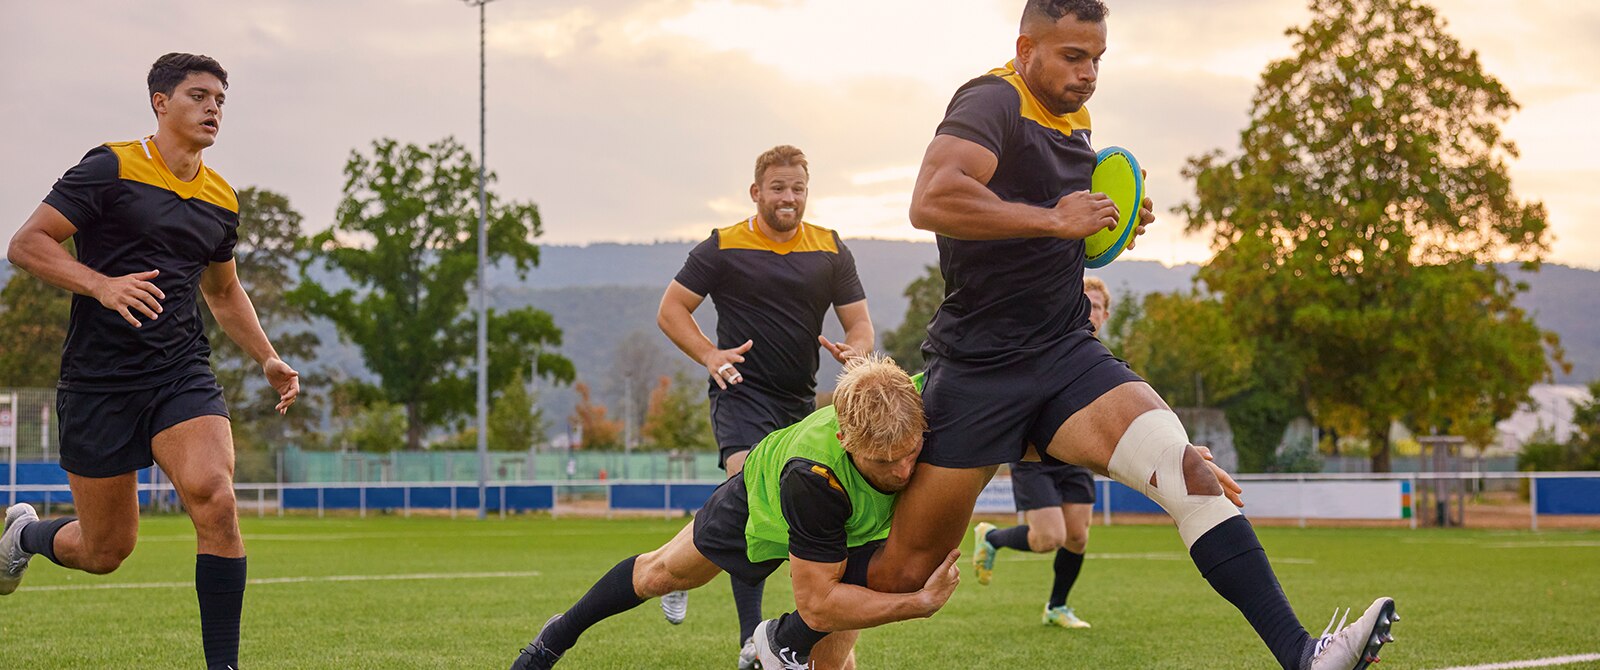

465,0,495,520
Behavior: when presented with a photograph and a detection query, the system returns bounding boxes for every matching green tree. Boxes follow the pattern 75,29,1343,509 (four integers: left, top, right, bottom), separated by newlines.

883,265,943,371
290,137,575,449
1118,291,1253,409
1111,289,1299,472
489,370,547,452
203,187,321,464
642,372,715,452
1179,0,1557,471
0,262,69,387
332,401,408,453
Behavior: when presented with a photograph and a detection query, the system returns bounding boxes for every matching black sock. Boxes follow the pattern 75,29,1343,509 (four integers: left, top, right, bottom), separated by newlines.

1191,516,1311,670
771,610,829,659
541,555,646,655
195,554,246,670
20,516,74,566
1048,549,1084,608
731,576,765,644
986,525,1032,552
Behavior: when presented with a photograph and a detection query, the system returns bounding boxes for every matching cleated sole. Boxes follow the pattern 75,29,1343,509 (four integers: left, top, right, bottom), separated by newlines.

1351,599,1397,670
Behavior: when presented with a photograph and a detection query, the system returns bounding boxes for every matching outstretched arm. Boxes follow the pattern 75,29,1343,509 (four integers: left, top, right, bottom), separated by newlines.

200,259,299,413
820,300,874,364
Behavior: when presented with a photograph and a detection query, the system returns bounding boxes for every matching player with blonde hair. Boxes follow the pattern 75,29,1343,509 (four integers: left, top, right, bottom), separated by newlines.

510,355,957,670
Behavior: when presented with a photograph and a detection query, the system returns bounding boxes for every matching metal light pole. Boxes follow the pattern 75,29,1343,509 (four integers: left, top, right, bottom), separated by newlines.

464,0,495,520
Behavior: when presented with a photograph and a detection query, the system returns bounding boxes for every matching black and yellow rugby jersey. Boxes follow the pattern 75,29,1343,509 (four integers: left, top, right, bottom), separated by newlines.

925,61,1098,361
43,138,239,391
674,218,866,403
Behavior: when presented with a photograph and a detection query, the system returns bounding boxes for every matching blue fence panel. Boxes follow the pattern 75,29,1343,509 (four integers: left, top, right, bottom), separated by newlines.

283,488,319,509
667,484,718,511
504,486,554,511
408,487,452,509
611,484,668,510
1537,478,1600,515
1103,481,1164,514
365,488,405,509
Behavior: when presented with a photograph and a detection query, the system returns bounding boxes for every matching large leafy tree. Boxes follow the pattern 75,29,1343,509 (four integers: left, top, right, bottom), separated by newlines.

292,137,574,449
1179,0,1557,471
1102,289,1298,472
882,265,943,371
203,187,321,459
0,262,69,387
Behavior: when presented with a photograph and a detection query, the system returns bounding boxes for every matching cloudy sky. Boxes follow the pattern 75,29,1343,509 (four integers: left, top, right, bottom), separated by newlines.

3,0,1596,268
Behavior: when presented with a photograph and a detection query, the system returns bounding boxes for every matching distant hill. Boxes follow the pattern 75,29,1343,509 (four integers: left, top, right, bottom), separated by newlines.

5,242,1596,429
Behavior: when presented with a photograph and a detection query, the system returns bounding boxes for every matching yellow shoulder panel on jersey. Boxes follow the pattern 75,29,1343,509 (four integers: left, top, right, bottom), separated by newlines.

104,140,239,213
718,219,839,255
986,62,1092,136
809,464,846,492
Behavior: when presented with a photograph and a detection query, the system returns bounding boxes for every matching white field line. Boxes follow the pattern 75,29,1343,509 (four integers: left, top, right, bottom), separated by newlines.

1431,653,1600,670
27,570,541,593
998,552,1315,565
1485,541,1600,549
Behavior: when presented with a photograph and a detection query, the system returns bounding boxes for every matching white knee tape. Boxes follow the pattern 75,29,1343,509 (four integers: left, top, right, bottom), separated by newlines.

1106,409,1240,548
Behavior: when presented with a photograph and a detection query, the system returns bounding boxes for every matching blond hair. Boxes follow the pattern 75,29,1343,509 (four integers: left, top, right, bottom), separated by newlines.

832,353,925,460
1083,275,1111,311
754,145,809,184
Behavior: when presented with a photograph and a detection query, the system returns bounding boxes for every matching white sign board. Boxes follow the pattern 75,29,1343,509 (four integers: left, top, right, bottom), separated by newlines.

1239,481,1404,520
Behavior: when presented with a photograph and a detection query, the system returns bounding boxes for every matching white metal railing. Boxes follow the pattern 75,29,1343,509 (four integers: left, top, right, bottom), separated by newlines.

4,472,1597,530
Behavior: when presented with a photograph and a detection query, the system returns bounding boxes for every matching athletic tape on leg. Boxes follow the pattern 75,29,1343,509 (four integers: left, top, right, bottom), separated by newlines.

1106,409,1240,548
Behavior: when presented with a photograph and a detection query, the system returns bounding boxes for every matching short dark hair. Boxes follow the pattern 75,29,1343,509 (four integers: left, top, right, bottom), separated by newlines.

1021,0,1109,31
147,52,228,100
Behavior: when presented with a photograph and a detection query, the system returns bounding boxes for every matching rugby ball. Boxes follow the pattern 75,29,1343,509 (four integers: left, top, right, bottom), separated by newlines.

1084,147,1144,268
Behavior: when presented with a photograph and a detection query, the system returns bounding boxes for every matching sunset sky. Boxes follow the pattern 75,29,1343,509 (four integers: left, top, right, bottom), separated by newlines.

4,0,1596,268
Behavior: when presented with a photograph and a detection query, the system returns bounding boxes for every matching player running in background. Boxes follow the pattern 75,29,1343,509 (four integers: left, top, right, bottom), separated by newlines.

973,275,1115,630
1,53,301,670
509,356,956,670
655,144,875,665
855,2,1397,669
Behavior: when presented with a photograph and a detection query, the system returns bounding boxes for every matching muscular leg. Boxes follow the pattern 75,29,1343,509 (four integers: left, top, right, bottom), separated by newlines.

154,416,245,670
633,521,726,598
868,463,997,593
1043,382,1311,670
541,521,723,657
42,473,140,574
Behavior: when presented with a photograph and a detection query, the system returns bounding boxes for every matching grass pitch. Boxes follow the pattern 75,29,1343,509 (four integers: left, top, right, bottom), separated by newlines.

1,514,1597,669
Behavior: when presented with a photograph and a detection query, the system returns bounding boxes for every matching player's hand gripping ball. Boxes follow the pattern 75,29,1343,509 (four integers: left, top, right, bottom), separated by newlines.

1084,147,1145,268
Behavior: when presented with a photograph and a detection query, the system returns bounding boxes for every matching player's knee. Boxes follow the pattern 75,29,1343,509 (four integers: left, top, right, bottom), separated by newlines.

631,553,673,598
1181,446,1223,497
1107,409,1239,548
183,475,237,512
80,539,136,574
1063,526,1089,554
1028,526,1066,553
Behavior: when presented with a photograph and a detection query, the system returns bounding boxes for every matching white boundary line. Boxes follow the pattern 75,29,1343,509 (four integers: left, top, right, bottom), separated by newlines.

27,570,541,592
1432,653,1600,670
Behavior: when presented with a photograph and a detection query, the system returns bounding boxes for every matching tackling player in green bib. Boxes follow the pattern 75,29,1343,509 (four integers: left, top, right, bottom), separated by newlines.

509,355,957,670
